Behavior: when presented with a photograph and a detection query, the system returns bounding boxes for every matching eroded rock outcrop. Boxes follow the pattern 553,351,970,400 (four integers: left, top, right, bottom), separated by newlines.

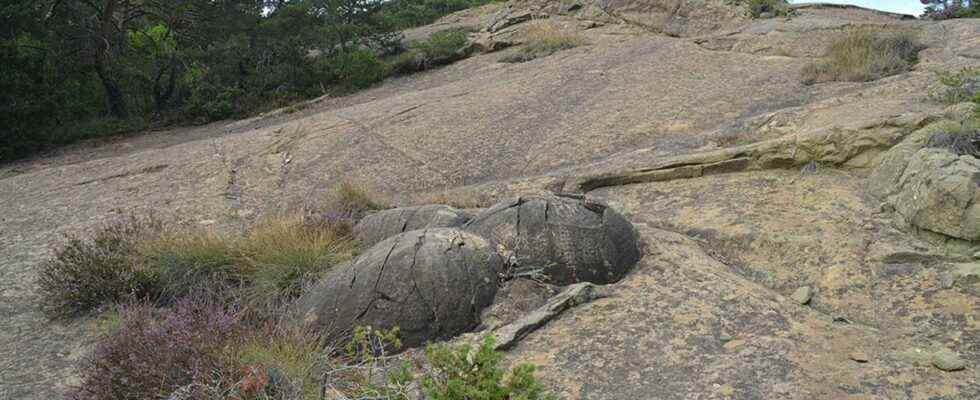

353,204,471,248
869,120,980,242
464,195,641,285
294,228,502,347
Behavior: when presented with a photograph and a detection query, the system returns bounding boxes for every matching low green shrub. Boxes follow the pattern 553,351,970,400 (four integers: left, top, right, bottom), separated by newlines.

931,67,980,106
926,119,980,157
801,29,922,84
743,0,792,18
391,28,471,74
500,20,584,63
422,335,556,400
327,49,391,90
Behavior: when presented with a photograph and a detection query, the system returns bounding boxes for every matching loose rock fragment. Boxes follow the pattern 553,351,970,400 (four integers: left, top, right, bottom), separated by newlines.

791,286,813,305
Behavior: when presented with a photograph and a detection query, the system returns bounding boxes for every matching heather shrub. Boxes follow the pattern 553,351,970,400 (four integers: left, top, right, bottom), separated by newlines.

500,20,584,63
801,29,922,84
69,299,241,400
37,217,159,317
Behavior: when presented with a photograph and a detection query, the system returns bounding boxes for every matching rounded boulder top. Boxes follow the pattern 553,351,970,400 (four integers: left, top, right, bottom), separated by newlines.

464,195,641,285
353,204,472,248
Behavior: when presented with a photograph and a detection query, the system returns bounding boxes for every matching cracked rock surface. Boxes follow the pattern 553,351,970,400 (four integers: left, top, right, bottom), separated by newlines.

294,228,502,347
353,204,472,248
464,195,641,285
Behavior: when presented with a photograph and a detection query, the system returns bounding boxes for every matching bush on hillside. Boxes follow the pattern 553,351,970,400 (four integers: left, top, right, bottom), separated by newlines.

69,299,241,400
499,20,585,64
37,217,159,317
742,0,792,18
391,28,471,74
801,29,922,84
926,119,980,158
421,336,556,400
931,67,980,106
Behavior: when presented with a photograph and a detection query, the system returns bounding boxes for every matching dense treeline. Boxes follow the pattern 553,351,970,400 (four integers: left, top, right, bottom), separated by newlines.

0,0,491,161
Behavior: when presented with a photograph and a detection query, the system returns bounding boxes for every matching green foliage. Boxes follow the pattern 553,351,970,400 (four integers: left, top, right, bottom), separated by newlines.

926,119,980,158
931,67,980,106
37,218,159,317
327,49,392,90
500,20,584,64
381,0,498,29
239,213,357,313
138,229,241,302
746,0,791,18
1,0,491,162
392,28,471,74
801,29,922,84
225,331,327,400
422,336,556,400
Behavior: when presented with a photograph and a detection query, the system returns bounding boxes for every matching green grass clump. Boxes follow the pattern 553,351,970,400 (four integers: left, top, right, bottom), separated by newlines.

238,212,357,313
500,20,584,64
801,29,922,84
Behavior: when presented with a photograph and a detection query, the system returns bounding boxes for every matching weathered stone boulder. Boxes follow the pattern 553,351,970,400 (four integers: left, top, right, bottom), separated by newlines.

464,195,641,285
353,205,471,248
891,149,980,241
295,228,502,347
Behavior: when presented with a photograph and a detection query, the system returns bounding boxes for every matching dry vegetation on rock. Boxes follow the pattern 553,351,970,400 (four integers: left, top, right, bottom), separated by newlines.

39,182,554,400
801,28,922,84
500,20,585,63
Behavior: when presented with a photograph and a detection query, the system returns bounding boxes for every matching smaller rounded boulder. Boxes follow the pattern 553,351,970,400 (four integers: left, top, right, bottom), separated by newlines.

353,205,472,248
464,195,641,285
294,228,502,348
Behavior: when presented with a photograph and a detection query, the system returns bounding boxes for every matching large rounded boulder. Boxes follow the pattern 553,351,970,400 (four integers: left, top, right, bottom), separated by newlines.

353,205,471,248
464,195,641,285
294,228,502,347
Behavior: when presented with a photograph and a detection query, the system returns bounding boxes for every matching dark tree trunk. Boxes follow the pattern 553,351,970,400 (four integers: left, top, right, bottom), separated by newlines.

94,0,128,118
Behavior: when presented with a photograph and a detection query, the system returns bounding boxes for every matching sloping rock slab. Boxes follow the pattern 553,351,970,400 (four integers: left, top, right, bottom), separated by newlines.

295,228,502,348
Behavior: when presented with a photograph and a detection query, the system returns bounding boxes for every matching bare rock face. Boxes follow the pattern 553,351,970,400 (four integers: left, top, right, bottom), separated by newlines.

894,149,980,241
353,205,472,248
294,228,502,348
870,126,980,242
464,195,641,285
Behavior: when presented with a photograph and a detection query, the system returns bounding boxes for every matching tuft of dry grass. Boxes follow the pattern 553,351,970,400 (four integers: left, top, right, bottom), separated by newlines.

801,28,922,84
239,211,357,310
500,19,585,63
330,180,389,220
